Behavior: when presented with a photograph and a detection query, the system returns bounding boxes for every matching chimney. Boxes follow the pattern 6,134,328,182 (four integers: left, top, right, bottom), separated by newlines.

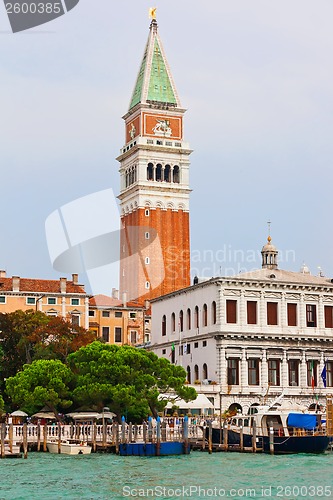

72,273,78,285
112,288,119,300
122,292,127,308
60,277,67,294
0,270,6,278
12,276,20,292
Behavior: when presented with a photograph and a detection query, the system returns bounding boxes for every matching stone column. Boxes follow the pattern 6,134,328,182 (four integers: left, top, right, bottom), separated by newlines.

220,347,227,390
61,297,66,318
300,350,307,389
260,291,266,327
299,293,305,329
241,348,247,390
281,292,287,328
318,296,324,329
239,290,245,326
261,349,268,390
281,349,288,388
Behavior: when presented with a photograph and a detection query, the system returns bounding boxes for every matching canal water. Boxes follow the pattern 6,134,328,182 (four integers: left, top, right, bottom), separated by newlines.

1,451,333,500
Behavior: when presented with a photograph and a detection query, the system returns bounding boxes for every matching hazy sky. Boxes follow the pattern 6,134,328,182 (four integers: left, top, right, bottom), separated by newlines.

1,0,333,293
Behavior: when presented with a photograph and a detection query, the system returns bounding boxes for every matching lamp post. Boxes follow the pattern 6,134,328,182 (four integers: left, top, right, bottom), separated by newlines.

219,391,223,445
102,406,110,449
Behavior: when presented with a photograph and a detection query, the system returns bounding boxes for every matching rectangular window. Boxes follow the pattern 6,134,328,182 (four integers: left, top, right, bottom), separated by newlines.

0,296,6,303
102,311,110,318
115,327,122,343
47,297,56,305
71,315,80,327
102,326,109,342
26,297,36,305
129,312,137,319
202,340,207,347
268,359,280,386
89,310,95,317
267,302,278,325
248,359,260,385
287,303,297,326
115,311,122,318
226,300,237,324
186,343,191,354
162,349,166,355
71,298,79,306
306,304,317,327
327,362,333,387
325,306,333,328
194,342,199,348
247,301,257,325
227,359,239,385
307,360,318,387
288,360,299,386
130,330,137,344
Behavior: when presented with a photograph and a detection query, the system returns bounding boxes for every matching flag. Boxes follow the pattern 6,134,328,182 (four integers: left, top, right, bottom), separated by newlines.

169,342,175,357
311,360,315,390
321,364,327,388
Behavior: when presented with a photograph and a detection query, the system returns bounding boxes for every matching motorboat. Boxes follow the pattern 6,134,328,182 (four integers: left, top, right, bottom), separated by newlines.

47,439,92,455
207,401,329,454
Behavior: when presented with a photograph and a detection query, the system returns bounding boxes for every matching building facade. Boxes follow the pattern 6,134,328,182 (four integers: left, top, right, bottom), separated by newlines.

89,294,150,346
150,238,333,414
117,15,191,305
0,271,89,328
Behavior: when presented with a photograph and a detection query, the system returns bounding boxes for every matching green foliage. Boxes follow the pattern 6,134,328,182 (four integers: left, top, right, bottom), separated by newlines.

68,341,196,422
5,359,73,416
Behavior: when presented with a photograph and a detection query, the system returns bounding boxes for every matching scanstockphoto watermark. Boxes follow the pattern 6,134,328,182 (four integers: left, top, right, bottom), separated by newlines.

3,0,80,33
191,246,296,266
123,485,259,498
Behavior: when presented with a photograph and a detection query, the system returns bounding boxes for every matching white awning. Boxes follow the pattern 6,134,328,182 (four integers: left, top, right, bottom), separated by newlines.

165,394,214,410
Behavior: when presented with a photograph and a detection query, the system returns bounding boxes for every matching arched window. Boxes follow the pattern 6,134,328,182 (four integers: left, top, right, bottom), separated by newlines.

156,164,162,181
147,163,154,181
187,308,191,330
171,312,176,333
164,164,171,182
194,364,199,382
212,301,217,325
194,306,199,329
179,310,183,332
187,366,191,384
202,304,208,327
162,315,166,336
173,165,180,183
203,363,208,380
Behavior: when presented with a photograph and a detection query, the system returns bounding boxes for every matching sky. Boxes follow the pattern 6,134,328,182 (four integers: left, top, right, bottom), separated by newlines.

1,0,333,294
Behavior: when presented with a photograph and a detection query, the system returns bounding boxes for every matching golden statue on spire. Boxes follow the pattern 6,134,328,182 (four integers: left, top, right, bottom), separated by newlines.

149,7,157,20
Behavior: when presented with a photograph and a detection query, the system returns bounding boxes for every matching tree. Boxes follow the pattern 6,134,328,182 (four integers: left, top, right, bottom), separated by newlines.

68,341,196,422
0,310,49,381
28,316,96,363
5,359,73,418
0,311,96,384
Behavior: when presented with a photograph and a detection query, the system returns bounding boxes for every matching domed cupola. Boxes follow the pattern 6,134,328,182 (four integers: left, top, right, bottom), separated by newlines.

261,235,278,270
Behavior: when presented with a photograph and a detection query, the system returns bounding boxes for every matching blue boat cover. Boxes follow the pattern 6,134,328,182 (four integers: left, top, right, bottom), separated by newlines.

287,413,317,430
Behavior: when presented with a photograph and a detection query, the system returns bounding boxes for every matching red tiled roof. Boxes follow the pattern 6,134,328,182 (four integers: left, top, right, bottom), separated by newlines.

89,294,145,309
0,278,86,294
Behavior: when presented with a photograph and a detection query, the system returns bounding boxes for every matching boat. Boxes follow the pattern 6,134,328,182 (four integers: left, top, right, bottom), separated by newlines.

47,439,92,455
206,401,329,454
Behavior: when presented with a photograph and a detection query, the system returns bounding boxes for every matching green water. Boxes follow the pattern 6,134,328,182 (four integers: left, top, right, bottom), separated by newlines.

1,451,333,500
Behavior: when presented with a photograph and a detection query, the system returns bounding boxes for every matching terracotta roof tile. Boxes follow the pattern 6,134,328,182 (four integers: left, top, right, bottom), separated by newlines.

0,277,86,294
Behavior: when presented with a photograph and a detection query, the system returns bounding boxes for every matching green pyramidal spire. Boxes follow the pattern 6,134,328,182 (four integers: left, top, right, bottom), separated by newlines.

129,19,181,110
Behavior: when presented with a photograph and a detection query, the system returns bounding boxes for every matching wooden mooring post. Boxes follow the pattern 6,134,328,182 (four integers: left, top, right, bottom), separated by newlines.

1,423,5,458
43,423,47,452
208,421,212,454
269,427,274,455
156,417,161,456
8,423,13,453
92,422,97,453
23,423,28,459
252,421,257,453
223,423,228,451
183,416,189,455
239,426,244,452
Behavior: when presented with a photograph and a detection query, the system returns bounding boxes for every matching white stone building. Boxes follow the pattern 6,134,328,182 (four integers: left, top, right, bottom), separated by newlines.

150,237,333,414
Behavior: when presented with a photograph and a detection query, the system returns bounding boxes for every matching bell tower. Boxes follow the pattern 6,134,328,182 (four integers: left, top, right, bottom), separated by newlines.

117,13,192,304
